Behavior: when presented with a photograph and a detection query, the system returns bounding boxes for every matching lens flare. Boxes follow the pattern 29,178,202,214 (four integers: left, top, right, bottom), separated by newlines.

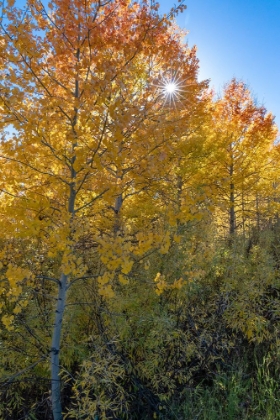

151,69,195,108
157,72,187,108
164,82,178,95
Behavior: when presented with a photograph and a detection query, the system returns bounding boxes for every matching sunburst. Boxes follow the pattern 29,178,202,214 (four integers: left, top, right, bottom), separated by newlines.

157,71,187,108
164,82,178,95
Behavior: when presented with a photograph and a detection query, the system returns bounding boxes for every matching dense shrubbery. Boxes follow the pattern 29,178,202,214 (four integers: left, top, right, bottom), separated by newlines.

1,225,280,419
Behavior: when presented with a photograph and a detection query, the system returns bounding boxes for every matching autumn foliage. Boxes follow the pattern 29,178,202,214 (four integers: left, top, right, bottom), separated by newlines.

0,0,279,419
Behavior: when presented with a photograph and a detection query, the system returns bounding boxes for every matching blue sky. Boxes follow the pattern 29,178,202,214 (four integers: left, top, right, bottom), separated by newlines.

159,0,280,128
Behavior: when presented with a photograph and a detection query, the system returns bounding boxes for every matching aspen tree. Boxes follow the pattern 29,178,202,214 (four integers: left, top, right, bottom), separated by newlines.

0,0,205,417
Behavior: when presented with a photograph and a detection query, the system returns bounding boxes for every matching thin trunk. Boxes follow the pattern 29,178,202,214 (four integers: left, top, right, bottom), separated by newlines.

176,173,183,234
51,273,68,420
113,161,123,235
50,38,79,418
113,193,123,234
241,179,245,235
229,188,235,235
50,184,75,419
176,174,183,210
256,193,260,232
229,162,235,236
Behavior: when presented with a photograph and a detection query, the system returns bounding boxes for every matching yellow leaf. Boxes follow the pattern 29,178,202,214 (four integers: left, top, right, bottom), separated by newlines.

119,274,129,285
2,314,14,331
99,284,114,299
173,234,181,244
121,259,133,275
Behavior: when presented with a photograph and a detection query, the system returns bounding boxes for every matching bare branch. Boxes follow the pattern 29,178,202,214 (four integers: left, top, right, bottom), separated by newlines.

36,276,61,287
75,188,109,213
0,355,48,388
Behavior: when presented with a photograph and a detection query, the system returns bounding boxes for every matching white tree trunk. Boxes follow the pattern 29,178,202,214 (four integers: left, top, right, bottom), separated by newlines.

50,273,68,420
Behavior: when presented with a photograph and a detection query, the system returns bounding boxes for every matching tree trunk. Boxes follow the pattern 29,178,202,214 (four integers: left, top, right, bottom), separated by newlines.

50,38,79,418
229,162,235,236
113,193,123,234
256,193,260,232
51,273,68,420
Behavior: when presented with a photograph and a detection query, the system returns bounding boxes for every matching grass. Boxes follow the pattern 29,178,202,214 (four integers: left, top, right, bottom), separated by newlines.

163,353,280,420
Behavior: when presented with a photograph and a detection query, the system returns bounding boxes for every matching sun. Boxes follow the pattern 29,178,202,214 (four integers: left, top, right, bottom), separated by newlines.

151,69,193,108
157,72,186,107
164,82,178,95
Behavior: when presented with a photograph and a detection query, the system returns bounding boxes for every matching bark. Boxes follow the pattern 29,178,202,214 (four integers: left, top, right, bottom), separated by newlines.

256,193,260,232
229,186,235,235
50,183,75,419
229,162,235,236
50,273,68,420
241,182,245,235
50,39,79,418
113,193,123,234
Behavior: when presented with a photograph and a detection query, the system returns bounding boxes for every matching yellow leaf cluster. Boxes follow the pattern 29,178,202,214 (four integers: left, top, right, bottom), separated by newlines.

154,273,167,296
1,314,14,331
154,272,186,295
6,265,31,290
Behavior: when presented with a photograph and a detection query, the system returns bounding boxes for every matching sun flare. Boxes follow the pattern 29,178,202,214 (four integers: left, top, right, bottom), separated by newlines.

157,72,187,107
164,82,178,95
